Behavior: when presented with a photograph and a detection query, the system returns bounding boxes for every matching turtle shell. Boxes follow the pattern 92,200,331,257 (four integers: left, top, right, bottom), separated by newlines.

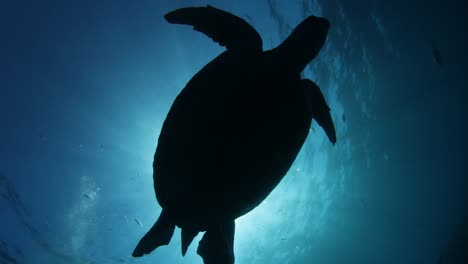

153,50,311,230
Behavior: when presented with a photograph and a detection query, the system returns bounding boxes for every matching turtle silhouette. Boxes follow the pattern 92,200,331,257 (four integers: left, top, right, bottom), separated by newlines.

132,5,336,264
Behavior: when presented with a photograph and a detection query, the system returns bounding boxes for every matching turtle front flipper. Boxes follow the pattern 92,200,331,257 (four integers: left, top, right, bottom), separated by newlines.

132,209,175,257
197,221,235,264
164,5,262,53
302,79,336,145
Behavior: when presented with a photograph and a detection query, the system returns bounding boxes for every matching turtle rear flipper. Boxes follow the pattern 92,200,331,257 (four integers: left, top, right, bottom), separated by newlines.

197,221,235,264
132,209,175,257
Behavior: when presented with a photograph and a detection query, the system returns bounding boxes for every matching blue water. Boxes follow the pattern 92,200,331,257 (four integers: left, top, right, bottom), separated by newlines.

1,0,466,263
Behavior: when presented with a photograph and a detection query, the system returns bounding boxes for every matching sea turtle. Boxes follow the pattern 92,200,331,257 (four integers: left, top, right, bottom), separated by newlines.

132,5,336,264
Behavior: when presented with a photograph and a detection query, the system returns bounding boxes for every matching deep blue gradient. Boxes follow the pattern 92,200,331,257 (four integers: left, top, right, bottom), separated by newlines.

1,0,467,263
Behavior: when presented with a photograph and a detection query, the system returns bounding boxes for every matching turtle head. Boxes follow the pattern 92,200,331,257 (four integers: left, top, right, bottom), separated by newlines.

274,16,330,73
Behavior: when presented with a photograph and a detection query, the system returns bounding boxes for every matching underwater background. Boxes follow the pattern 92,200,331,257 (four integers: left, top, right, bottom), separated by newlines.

1,0,467,263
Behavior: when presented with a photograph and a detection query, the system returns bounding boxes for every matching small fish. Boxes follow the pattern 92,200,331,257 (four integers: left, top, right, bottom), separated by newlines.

383,153,389,161
135,218,142,227
360,199,368,208
432,47,443,65
438,255,443,264
82,193,92,200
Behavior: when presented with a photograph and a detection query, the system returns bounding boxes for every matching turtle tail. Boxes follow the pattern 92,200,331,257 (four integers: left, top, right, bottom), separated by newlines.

181,227,199,256
132,209,175,257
